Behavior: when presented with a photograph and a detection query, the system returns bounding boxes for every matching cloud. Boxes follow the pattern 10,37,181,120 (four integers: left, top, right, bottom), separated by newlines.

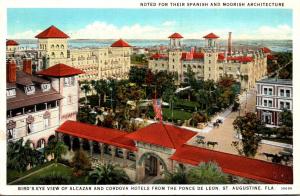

9,22,292,40
69,21,175,39
9,29,41,39
162,21,176,27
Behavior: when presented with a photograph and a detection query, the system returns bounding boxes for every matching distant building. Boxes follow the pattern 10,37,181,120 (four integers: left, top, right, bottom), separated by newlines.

7,25,132,81
149,32,268,90
6,57,83,149
256,78,292,127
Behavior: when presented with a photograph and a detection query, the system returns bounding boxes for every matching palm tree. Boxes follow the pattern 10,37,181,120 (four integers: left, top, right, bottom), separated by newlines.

187,162,229,184
44,141,68,165
163,164,188,184
86,163,131,184
80,80,91,105
7,139,43,172
92,80,108,107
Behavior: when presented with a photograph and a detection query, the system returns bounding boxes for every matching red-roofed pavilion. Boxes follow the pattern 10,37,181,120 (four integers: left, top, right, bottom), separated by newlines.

55,121,293,184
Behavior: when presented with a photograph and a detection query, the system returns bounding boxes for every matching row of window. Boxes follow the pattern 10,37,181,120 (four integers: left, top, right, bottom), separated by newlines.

262,99,291,109
263,87,291,97
7,118,50,140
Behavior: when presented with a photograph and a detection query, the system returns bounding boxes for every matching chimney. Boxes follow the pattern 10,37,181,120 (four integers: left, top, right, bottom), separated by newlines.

228,32,232,56
23,58,32,75
7,59,17,83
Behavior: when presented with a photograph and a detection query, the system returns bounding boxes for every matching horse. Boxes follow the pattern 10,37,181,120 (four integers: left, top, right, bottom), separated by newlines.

262,152,275,160
207,141,218,148
196,139,205,145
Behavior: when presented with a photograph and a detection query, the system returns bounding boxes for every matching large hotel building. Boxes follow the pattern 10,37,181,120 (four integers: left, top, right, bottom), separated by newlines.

149,32,268,90
7,25,132,81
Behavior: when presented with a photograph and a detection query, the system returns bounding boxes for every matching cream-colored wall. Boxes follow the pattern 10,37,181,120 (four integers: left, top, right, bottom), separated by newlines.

7,107,59,145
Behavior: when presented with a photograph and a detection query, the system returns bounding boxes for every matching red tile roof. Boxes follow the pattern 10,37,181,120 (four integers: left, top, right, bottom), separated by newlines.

35,25,70,39
267,55,277,60
126,122,197,149
111,39,131,47
262,47,271,53
227,56,253,63
150,53,168,60
168,32,183,39
171,144,293,184
37,63,84,77
203,32,220,39
56,120,137,151
218,53,225,61
6,40,19,46
181,52,204,60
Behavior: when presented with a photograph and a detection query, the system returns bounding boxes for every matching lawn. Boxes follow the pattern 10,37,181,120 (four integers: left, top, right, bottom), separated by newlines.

11,163,91,185
7,161,54,183
148,107,192,122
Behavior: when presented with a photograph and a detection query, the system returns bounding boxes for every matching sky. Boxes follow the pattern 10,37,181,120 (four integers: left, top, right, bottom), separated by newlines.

7,9,292,40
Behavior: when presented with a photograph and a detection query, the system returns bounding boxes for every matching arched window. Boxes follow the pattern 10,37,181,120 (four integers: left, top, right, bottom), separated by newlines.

60,52,64,57
51,52,55,57
56,44,59,49
51,44,54,49
61,44,64,49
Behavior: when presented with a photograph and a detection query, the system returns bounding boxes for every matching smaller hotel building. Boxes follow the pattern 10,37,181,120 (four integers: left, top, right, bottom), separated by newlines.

256,78,292,127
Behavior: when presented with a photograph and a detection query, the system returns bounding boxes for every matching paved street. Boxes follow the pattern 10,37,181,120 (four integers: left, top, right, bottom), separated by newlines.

187,89,291,163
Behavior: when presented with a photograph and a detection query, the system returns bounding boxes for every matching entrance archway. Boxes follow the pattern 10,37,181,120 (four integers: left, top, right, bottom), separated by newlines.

137,152,168,182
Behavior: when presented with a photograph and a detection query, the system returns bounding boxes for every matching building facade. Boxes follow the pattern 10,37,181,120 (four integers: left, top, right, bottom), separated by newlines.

149,32,268,90
34,25,132,81
256,78,293,127
6,57,83,149
56,120,293,184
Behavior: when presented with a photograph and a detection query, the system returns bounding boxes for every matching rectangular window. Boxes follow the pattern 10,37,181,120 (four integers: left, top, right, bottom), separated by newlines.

264,100,267,107
286,90,291,97
280,89,285,97
286,102,291,109
268,100,272,107
280,101,284,109
264,88,268,95
64,77,75,87
268,88,273,95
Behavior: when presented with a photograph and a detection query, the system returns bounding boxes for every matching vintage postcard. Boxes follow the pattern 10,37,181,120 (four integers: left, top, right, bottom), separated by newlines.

0,0,299,195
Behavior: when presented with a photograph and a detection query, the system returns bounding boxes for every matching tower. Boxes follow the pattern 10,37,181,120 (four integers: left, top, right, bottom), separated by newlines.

168,33,183,49
203,33,220,81
37,63,84,124
203,32,219,51
35,25,70,69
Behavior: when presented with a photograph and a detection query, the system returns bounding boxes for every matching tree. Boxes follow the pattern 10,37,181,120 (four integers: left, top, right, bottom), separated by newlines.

232,112,264,157
86,163,131,184
187,162,229,184
92,80,108,107
7,139,45,172
80,81,91,105
279,109,293,128
162,164,188,184
277,109,293,139
44,140,68,165
129,66,147,84
71,150,91,176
